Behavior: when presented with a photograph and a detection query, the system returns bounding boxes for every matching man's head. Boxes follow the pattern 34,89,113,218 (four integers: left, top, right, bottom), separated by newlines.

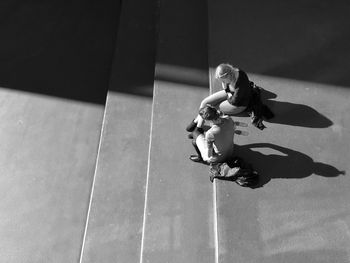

199,105,220,121
215,63,236,84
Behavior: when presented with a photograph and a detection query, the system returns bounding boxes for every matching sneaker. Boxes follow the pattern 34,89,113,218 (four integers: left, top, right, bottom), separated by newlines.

189,155,206,164
186,119,197,132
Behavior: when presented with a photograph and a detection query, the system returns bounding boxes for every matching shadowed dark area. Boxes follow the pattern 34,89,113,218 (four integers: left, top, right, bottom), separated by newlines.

259,89,333,128
234,143,345,188
224,88,333,128
154,0,209,89
156,64,209,89
265,100,333,128
0,0,122,104
0,0,207,101
3,0,348,103
107,0,157,98
208,0,350,88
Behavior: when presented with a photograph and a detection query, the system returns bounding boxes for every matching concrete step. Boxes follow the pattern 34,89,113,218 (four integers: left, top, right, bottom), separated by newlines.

208,1,350,262
140,0,215,262
0,1,120,262
0,90,104,263
211,73,350,263
79,0,158,262
141,85,215,263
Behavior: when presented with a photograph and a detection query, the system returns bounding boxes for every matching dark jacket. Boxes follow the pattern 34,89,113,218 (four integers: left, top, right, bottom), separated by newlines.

225,69,253,107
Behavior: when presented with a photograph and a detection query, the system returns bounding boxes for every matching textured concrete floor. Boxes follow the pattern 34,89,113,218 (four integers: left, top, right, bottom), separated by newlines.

208,1,350,262
141,0,214,262
79,0,156,261
211,73,350,263
0,0,120,262
0,89,104,262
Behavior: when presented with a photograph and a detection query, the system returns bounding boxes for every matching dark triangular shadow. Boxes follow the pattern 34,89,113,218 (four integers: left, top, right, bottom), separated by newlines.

230,88,333,128
260,88,333,128
264,100,333,128
235,143,345,188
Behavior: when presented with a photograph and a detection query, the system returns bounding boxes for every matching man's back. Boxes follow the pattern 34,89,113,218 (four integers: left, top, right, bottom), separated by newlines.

205,116,235,163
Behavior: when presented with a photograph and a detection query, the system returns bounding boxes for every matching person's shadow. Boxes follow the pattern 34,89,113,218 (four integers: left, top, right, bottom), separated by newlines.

234,143,345,188
259,88,333,128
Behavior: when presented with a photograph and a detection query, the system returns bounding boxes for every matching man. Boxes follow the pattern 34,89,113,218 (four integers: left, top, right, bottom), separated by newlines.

190,105,235,164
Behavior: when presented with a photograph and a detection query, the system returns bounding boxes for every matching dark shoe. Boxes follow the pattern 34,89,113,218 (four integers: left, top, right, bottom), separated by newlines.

252,116,266,130
186,119,197,132
188,133,194,139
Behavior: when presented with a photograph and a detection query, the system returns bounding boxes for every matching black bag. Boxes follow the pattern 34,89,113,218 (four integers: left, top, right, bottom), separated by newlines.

246,83,275,130
209,157,259,188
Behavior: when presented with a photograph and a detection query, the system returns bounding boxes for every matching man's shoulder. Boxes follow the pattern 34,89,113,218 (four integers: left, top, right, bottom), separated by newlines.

222,116,235,125
210,118,234,132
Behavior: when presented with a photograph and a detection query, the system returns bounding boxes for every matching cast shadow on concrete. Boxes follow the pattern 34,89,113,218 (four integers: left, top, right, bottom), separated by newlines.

265,100,333,128
208,1,350,88
237,88,333,128
262,28,350,89
0,0,121,104
234,143,345,188
261,89,333,128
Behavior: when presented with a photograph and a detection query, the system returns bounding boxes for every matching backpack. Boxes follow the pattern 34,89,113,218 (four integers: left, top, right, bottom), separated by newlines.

209,157,259,188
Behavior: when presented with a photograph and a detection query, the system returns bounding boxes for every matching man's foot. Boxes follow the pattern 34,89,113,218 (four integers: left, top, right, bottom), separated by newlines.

189,154,206,164
188,133,194,139
186,119,197,132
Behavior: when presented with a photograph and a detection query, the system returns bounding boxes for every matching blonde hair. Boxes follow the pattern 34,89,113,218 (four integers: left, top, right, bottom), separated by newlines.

215,63,235,80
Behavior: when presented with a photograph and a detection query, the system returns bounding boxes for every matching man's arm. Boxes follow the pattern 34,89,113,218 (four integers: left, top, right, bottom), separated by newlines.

206,132,217,163
207,141,214,158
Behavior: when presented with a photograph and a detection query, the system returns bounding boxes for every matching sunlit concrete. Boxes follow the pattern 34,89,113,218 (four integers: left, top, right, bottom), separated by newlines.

140,0,213,261
0,87,103,262
79,0,157,261
208,0,350,261
141,83,216,263
80,92,152,263
210,72,350,263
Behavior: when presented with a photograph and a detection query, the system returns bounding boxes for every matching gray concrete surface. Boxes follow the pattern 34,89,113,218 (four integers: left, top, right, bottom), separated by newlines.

141,0,215,262
0,1,120,262
79,0,157,261
208,1,350,262
0,89,104,262
142,84,215,263
211,73,349,263
80,93,152,263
